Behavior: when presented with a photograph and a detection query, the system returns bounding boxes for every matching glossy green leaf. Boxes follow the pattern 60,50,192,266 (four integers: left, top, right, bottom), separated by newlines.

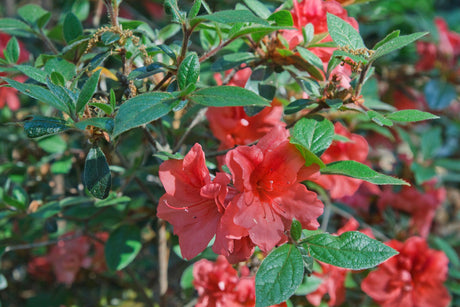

424,79,456,110
290,116,334,157
386,110,439,122
45,77,75,114
63,12,83,43
321,160,409,185
255,244,304,307
290,219,302,242
83,146,111,199
15,64,48,83
165,0,186,23
76,70,101,114
373,30,400,50
244,0,271,19
5,78,70,114
190,86,270,107
297,47,324,70
113,92,173,137
303,231,398,269
367,110,393,126
327,13,365,50
267,10,294,27
371,32,428,60
23,116,70,138
5,37,20,64
178,52,200,90
105,224,142,271
285,99,311,115
192,10,269,26
0,18,31,31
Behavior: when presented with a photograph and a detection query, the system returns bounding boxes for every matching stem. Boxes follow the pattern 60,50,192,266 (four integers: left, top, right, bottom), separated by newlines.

4,232,83,253
158,219,169,307
353,63,372,99
172,108,207,152
153,72,173,91
38,28,59,54
199,38,238,63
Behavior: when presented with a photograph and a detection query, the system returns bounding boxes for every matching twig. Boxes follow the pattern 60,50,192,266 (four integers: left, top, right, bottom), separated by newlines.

172,108,207,152
3,232,83,253
158,219,169,307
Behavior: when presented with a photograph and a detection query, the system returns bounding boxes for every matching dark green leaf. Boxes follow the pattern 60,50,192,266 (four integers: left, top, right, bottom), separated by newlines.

178,52,200,90
76,70,101,114
63,12,83,43
46,77,75,114
321,160,409,185
101,32,120,45
4,78,70,114
285,99,311,115
23,116,70,138
50,71,65,86
5,37,20,64
44,58,76,81
255,244,304,307
326,13,365,50
192,10,269,25
371,32,428,60
83,146,111,199
165,0,186,23
267,10,294,27
211,52,256,71
290,116,334,157
15,65,46,84
113,92,173,137
303,231,398,269
74,118,114,134
424,79,456,110
105,224,142,271
188,0,201,19
190,86,270,107
386,110,439,122
373,30,400,50
244,0,271,19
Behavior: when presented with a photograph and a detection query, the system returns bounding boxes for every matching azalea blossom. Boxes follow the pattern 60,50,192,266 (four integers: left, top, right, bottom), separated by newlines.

156,143,232,260
377,179,446,238
313,122,369,199
361,236,451,307
281,0,359,88
224,126,324,252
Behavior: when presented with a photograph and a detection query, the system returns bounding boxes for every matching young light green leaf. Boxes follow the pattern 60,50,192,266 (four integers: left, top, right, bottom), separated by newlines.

326,13,365,50
5,78,70,114
76,70,101,114
113,92,173,137
267,10,294,27
192,10,269,26
303,231,398,269
178,52,200,90
63,12,83,43
386,110,439,122
321,160,409,185
188,0,201,19
368,110,393,127
244,0,271,19
0,18,31,31
290,116,335,157
83,146,111,199
373,30,400,50
371,32,428,60
105,224,142,271
190,86,270,107
5,37,20,64
297,47,324,69
290,219,302,242
255,244,304,307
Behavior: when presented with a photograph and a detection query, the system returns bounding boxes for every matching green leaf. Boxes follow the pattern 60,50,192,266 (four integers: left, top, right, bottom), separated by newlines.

190,86,270,107
165,0,186,23
267,10,294,27
431,236,460,268
229,25,289,40
321,160,409,185
15,64,48,83
88,102,113,115
326,13,365,50
180,265,195,290
373,30,400,50
95,194,131,207
63,12,83,43
76,70,101,114
211,52,256,71
178,52,200,90
244,0,271,19
371,32,428,60
255,244,304,307
45,77,75,114
188,0,201,19
332,49,369,64
18,4,50,28
38,135,67,154
294,275,323,295
386,110,439,122
290,219,302,242
410,162,436,184
74,118,114,134
101,32,120,45
424,79,456,110
367,110,393,127
303,231,398,269
0,18,31,31
421,126,442,160
5,37,20,64
105,224,142,271
50,71,65,86
23,116,70,138
285,99,311,115
4,78,70,114
290,116,334,157
297,47,324,70
83,146,111,199
192,10,269,25
113,92,173,137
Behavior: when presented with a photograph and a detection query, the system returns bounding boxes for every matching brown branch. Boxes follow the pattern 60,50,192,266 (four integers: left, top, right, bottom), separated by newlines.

158,219,170,307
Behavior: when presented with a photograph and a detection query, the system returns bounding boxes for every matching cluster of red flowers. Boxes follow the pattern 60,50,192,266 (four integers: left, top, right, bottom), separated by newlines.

28,232,108,286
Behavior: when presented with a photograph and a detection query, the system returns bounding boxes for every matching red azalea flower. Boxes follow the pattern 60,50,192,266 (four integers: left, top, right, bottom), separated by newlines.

377,179,446,238
281,0,359,88
90,232,109,273
47,233,92,286
313,122,369,199
307,218,373,306
27,256,54,282
361,237,451,307
206,99,285,150
214,66,252,88
224,126,323,253
157,143,231,260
